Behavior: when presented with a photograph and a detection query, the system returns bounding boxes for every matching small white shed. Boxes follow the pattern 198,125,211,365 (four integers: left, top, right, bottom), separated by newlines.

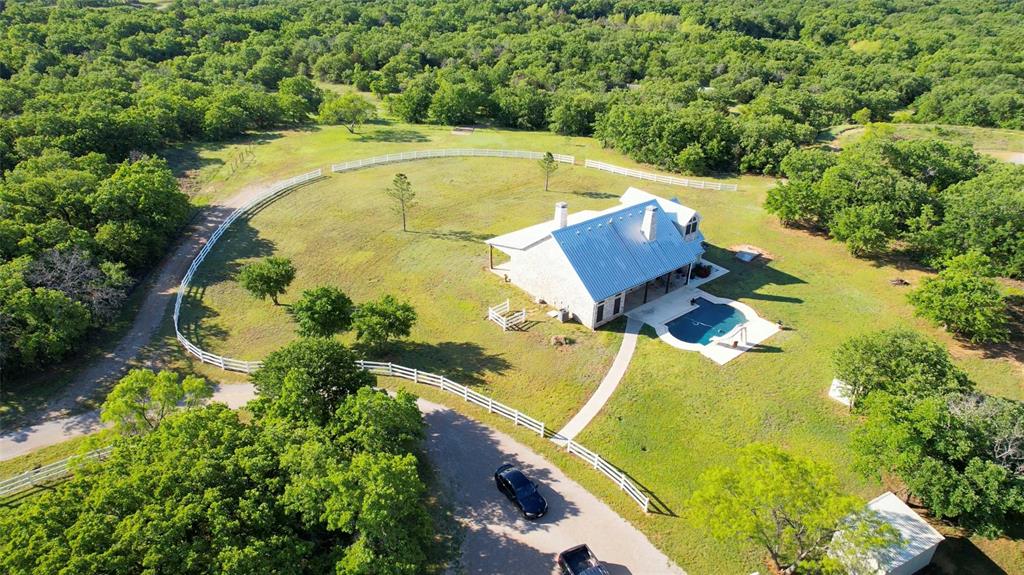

833,492,945,575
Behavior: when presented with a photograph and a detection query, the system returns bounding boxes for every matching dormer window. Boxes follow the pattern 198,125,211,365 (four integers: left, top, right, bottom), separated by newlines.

684,216,699,236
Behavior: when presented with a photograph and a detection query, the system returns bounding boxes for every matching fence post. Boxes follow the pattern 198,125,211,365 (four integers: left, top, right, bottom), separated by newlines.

538,422,545,437
487,397,493,413
463,385,469,401
388,362,394,376
413,368,419,383
514,411,520,427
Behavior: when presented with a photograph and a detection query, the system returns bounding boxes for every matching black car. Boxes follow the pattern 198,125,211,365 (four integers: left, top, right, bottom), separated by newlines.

494,463,548,519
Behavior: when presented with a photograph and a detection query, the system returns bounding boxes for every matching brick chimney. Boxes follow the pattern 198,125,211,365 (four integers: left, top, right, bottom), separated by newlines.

641,205,657,241
554,202,568,229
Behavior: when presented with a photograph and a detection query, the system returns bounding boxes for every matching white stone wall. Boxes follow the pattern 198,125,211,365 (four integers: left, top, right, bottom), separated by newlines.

502,239,599,327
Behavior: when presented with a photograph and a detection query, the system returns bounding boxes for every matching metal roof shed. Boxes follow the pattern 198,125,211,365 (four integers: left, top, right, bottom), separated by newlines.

832,492,945,575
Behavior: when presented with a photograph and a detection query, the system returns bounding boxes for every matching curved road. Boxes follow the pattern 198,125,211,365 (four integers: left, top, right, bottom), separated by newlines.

422,399,683,575
2,180,272,437
3,382,684,574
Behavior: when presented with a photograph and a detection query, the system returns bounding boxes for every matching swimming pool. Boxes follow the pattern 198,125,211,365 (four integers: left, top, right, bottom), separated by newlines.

666,297,746,345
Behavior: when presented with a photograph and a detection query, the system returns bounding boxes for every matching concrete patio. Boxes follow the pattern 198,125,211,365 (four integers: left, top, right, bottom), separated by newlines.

625,262,780,365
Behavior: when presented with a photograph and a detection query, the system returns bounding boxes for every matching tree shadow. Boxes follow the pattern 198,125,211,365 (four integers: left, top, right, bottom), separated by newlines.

927,534,1009,574
357,128,431,143
177,295,231,355
379,341,512,386
572,190,619,200
962,294,1024,365
700,244,807,305
185,211,277,287
162,132,285,180
406,229,493,243
420,405,583,574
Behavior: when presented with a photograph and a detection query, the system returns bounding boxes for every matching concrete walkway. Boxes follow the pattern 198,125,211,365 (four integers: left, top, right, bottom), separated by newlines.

421,397,684,575
556,317,641,441
0,384,255,460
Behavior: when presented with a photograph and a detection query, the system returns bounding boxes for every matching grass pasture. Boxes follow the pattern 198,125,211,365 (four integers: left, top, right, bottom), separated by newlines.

829,122,1024,164
171,124,1021,574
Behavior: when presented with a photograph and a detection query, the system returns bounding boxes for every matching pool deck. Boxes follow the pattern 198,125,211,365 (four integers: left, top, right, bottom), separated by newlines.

626,263,780,365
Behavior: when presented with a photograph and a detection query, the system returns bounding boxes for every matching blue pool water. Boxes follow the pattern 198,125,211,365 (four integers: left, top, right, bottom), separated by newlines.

666,297,746,345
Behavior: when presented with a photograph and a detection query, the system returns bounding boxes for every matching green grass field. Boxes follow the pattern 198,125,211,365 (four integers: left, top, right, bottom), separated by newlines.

828,122,1024,164
164,122,1021,573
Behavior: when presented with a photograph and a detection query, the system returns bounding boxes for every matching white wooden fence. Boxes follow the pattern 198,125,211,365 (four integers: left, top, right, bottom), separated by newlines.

166,153,651,512
358,360,651,512
0,446,112,499
487,299,527,331
173,169,324,374
1,362,650,512
584,159,738,191
331,149,575,173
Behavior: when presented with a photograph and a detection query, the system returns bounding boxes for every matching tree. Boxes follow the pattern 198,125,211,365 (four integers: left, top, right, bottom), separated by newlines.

238,256,296,305
331,387,425,456
100,369,212,434
852,107,872,124
908,251,1009,343
278,76,324,116
89,156,191,270
687,443,898,574
352,294,417,353
833,328,971,409
0,286,90,367
427,81,482,125
251,337,374,425
854,390,1024,536
318,93,377,133
829,203,898,257
0,399,435,575
26,247,129,322
931,164,1024,278
385,173,416,232
549,90,602,136
290,286,354,337
538,152,558,191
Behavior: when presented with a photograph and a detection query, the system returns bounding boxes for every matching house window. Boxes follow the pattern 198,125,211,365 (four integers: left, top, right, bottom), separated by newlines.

684,216,699,236
613,295,622,315
596,303,605,323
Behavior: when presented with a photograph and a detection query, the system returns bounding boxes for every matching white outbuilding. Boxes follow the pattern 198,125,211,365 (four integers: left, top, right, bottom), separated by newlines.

485,188,706,329
832,492,945,575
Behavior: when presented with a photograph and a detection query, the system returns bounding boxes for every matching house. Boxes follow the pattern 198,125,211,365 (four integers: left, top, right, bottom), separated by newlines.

831,492,945,575
485,188,705,329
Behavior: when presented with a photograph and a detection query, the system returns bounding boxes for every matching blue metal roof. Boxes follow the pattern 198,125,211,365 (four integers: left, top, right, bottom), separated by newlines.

551,200,705,302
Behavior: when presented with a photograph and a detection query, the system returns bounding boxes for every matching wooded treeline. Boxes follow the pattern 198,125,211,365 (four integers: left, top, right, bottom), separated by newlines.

2,0,1023,371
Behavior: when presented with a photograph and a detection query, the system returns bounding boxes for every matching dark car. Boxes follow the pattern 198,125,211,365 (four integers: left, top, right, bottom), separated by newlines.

494,463,548,519
557,544,610,575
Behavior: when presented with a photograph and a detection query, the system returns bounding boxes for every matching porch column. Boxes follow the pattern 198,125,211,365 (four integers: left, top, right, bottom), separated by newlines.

488,245,493,270
664,272,671,294
642,281,649,304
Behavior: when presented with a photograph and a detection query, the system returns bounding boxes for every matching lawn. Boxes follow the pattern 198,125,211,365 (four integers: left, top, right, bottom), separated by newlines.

170,123,1020,573
574,180,1023,572
176,155,666,426
830,122,1024,163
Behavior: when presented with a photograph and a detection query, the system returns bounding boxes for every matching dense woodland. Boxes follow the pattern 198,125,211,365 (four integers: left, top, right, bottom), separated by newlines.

1,0,1023,365
1,340,439,575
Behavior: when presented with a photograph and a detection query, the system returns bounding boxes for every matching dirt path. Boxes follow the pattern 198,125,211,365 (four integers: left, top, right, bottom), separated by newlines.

0,384,255,460
2,182,270,432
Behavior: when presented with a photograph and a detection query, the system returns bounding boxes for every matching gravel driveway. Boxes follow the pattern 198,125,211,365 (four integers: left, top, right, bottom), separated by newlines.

419,399,684,575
